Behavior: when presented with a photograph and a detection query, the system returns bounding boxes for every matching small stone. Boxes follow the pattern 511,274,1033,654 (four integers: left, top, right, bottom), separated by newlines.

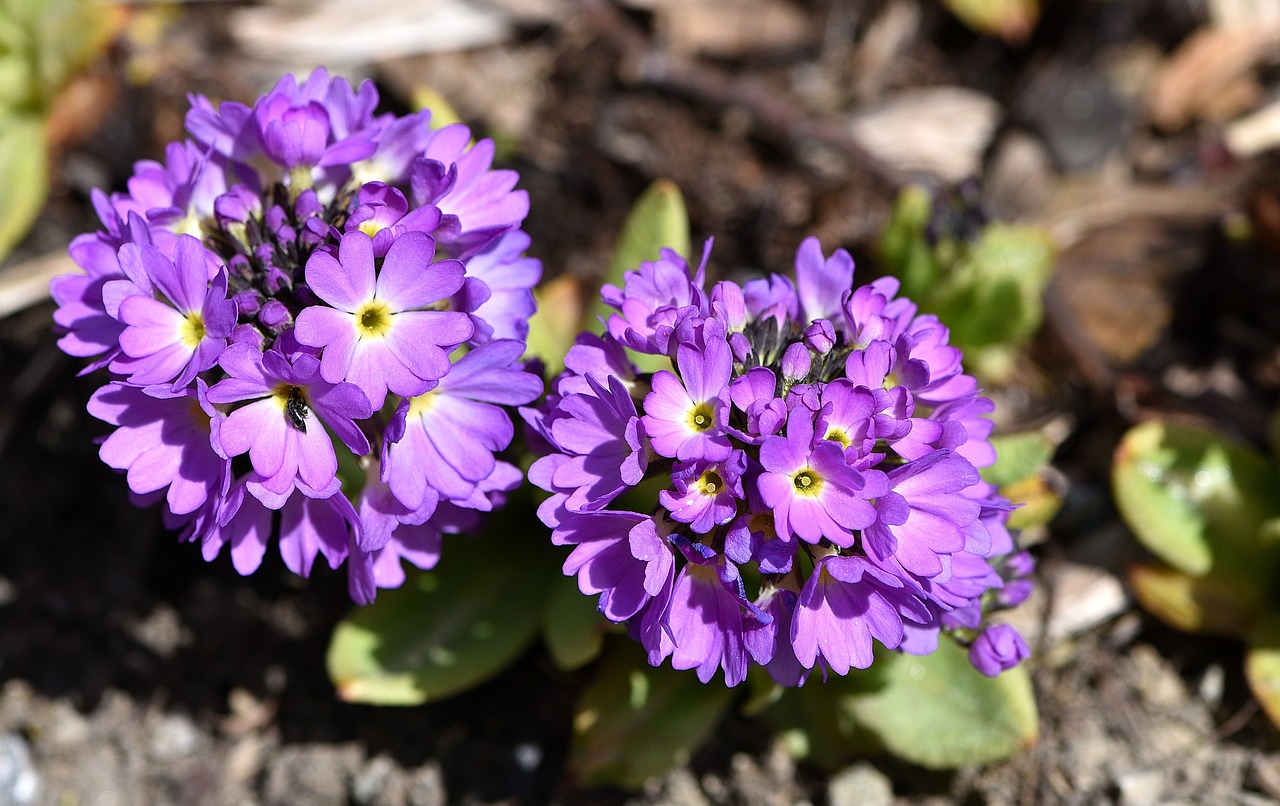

350,755,395,806
828,763,892,806
1116,768,1165,806
0,735,37,806
406,762,446,806
147,713,200,762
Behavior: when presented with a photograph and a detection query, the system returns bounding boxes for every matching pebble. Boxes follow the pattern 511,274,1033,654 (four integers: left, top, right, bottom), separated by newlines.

0,735,37,806
406,762,446,806
147,713,200,762
1116,768,1164,806
827,763,892,806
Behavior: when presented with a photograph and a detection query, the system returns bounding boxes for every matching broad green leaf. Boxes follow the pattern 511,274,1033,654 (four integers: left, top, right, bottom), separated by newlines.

541,572,609,672
843,640,1038,769
0,112,46,262
588,179,690,351
569,641,733,789
603,179,690,291
327,528,557,705
1128,561,1261,639
942,0,1039,44
878,186,938,303
983,431,1056,488
411,85,465,130
1,0,117,110
1246,612,1280,727
937,224,1056,352
1113,420,1280,579
524,274,584,375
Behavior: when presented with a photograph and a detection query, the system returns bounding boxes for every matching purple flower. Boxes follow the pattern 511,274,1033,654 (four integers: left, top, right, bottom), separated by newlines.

530,372,646,526
87,381,227,517
968,624,1030,677
642,329,733,461
382,339,541,512
208,344,372,496
295,230,472,408
757,407,881,547
646,561,748,686
533,234,1028,687
113,237,236,389
58,68,541,600
791,554,928,674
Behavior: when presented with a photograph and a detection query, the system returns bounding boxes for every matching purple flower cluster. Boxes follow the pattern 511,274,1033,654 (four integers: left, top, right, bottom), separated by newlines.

527,238,1032,685
52,70,542,602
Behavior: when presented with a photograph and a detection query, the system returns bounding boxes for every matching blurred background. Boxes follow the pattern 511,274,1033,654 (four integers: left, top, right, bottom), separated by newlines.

3,0,1280,803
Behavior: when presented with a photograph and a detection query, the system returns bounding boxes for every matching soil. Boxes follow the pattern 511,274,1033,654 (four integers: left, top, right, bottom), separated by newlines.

4,0,1280,803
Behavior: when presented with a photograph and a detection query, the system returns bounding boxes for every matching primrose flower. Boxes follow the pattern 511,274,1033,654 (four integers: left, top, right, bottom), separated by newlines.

531,237,1031,685
54,69,542,600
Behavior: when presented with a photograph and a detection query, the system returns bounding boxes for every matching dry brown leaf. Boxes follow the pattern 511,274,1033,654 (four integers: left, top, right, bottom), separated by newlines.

655,0,812,58
0,251,76,319
231,0,513,67
1039,176,1239,368
1224,96,1280,157
852,0,922,102
847,87,999,182
1146,26,1280,132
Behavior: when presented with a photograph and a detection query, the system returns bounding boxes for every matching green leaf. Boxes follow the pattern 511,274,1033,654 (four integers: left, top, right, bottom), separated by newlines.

843,640,1038,769
1246,611,1280,728
1113,420,1280,579
936,224,1056,352
569,640,734,789
0,111,46,262
878,186,939,303
524,275,585,376
327,527,557,705
541,572,610,672
1129,560,1262,639
588,179,690,369
982,431,1056,488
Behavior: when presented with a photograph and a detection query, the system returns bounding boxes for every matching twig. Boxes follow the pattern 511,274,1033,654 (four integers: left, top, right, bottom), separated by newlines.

577,0,906,191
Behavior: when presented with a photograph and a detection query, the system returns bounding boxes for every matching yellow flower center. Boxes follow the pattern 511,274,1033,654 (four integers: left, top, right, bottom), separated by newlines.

407,390,437,419
687,402,715,432
356,300,394,338
358,220,384,238
180,312,206,349
792,469,823,497
696,469,724,496
825,427,850,449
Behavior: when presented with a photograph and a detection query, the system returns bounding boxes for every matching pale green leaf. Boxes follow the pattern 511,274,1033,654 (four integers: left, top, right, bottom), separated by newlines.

327,529,557,705
1129,561,1261,639
843,640,1038,769
1113,420,1280,579
569,641,733,789
0,112,46,262
588,179,690,341
982,431,1056,488
1246,612,1280,728
541,572,610,672
523,275,584,376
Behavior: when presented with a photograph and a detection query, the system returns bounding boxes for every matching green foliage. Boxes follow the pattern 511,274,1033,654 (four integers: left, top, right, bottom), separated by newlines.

1113,421,1280,579
568,641,734,789
983,430,1062,531
541,573,610,672
879,186,1056,382
327,527,557,705
0,0,116,261
844,640,1038,769
1114,417,1280,727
